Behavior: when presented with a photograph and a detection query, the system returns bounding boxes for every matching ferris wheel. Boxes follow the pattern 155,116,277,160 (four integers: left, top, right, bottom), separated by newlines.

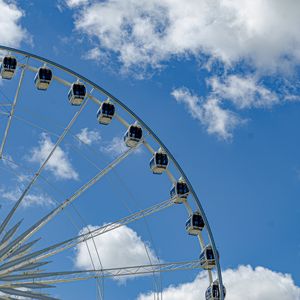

0,45,225,300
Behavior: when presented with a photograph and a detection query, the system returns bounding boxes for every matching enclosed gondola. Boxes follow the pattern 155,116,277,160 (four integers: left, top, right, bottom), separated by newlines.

170,177,190,204
186,211,205,235
200,245,217,269
68,82,86,105
205,280,226,300
150,148,169,174
124,123,143,147
34,66,52,90
97,100,115,125
0,55,17,80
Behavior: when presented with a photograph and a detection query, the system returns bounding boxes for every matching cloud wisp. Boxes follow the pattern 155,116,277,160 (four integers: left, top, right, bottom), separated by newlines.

0,155,55,208
209,75,279,110
171,87,243,140
0,185,55,208
76,127,101,146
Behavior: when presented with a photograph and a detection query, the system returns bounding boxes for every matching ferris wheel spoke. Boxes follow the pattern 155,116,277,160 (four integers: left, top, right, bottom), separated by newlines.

0,111,10,116
0,100,88,238
0,220,23,251
0,58,29,159
5,239,41,263
0,260,203,285
0,287,58,300
0,196,174,277
0,146,137,266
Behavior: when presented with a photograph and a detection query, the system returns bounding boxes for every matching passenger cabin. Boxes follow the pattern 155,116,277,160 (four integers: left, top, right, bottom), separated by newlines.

124,123,143,147
205,280,226,300
34,67,52,90
186,212,205,235
68,82,86,105
1,55,17,80
150,148,169,174
97,101,115,125
170,177,190,204
200,245,216,270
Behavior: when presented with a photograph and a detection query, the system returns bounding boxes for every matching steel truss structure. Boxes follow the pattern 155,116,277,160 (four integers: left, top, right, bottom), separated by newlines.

0,45,224,300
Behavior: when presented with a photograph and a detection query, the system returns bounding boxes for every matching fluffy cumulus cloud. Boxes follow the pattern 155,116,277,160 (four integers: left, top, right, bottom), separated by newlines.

172,87,242,140
28,133,79,180
76,127,101,145
66,0,300,72
0,0,28,47
75,224,158,281
138,265,300,300
65,0,300,139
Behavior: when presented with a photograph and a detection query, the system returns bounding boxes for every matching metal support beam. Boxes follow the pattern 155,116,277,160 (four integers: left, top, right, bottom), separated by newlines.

0,57,28,158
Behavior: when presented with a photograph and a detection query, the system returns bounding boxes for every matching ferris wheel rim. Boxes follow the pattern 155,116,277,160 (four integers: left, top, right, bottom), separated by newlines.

0,44,224,300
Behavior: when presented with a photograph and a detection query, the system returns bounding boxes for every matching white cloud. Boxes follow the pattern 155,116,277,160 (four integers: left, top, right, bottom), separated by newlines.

172,87,242,140
0,154,55,208
101,136,129,157
28,133,79,180
76,127,101,145
82,47,109,62
209,75,279,109
0,0,28,47
1,154,18,170
138,265,300,300
67,0,300,72
101,136,143,157
201,98,243,140
0,185,55,208
75,224,158,281
65,0,90,8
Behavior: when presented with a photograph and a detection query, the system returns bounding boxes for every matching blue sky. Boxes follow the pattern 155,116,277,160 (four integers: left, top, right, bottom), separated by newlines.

0,0,300,299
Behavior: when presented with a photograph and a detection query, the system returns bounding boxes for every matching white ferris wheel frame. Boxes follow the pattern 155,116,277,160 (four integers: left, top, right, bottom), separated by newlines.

0,45,224,300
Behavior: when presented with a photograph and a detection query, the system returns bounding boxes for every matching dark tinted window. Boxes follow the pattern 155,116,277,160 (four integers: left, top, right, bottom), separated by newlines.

129,126,142,139
155,153,168,165
73,84,86,96
212,285,219,297
193,214,204,228
177,182,189,194
206,248,214,260
3,57,17,69
39,68,52,80
102,103,115,116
